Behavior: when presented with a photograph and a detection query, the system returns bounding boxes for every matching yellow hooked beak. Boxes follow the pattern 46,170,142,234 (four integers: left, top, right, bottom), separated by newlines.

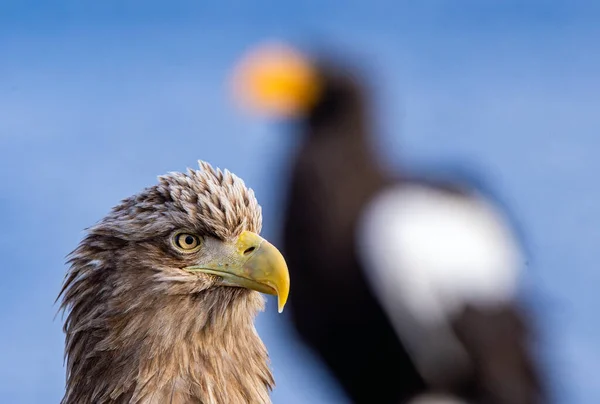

184,231,290,313
230,41,321,118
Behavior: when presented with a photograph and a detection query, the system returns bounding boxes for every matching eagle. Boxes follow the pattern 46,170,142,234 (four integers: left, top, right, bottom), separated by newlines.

57,161,290,404
231,43,547,404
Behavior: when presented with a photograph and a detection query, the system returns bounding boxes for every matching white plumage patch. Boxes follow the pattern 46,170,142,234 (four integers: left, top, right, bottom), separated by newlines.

357,184,524,384
357,184,522,325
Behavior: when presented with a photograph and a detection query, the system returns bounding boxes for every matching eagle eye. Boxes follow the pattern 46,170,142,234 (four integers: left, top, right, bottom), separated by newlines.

172,232,202,253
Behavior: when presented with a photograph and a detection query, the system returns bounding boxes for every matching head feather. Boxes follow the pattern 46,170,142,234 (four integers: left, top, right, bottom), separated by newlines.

58,160,273,404
89,160,262,241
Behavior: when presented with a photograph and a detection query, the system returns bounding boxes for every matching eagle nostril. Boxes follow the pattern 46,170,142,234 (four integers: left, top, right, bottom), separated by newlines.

243,246,256,255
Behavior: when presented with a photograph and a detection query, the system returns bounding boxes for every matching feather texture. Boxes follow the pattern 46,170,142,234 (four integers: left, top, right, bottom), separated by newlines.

58,161,275,404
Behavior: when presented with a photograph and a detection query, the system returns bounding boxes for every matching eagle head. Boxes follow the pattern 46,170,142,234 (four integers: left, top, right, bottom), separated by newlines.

229,40,371,130
58,160,289,404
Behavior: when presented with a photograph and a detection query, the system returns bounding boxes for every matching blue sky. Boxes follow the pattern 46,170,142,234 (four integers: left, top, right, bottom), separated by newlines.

1,1,599,403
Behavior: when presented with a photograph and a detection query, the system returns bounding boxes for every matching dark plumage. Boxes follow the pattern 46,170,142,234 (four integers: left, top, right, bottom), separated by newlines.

58,161,290,404
232,43,547,404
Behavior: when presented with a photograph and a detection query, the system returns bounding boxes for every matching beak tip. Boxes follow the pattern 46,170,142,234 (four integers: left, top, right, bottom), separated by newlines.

276,287,288,313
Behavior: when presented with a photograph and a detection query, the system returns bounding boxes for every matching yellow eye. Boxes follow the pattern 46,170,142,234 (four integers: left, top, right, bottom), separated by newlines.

172,232,202,252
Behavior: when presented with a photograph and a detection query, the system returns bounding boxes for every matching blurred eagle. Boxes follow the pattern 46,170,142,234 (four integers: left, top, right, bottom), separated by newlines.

58,161,290,404
231,43,547,404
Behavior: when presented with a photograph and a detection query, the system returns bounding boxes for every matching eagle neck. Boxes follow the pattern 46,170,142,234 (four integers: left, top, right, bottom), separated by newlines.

125,291,275,404
62,263,274,404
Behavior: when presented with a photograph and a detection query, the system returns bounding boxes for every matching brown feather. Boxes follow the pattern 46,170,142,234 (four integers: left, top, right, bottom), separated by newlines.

58,161,275,404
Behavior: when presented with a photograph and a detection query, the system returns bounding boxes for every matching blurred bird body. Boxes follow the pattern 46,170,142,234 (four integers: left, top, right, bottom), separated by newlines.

58,161,289,404
232,43,546,404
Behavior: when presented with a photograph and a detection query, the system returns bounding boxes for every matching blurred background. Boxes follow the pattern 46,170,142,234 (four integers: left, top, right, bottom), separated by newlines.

1,1,599,403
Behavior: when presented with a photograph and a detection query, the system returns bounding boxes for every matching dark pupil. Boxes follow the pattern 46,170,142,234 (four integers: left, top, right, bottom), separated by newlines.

184,235,195,246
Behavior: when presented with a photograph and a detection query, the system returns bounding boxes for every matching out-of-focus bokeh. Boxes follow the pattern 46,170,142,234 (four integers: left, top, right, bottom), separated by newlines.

1,1,598,403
